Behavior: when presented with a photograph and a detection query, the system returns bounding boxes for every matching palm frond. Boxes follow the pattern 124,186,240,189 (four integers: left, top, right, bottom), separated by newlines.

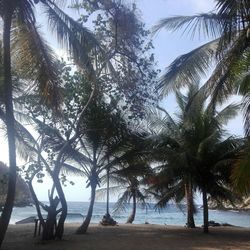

158,39,219,97
41,0,99,75
60,162,85,177
153,181,185,210
11,21,62,109
236,67,250,136
203,32,249,105
152,14,223,38
147,107,178,135
95,185,122,201
243,96,250,136
215,103,240,125
112,190,131,214
232,143,250,194
9,113,40,161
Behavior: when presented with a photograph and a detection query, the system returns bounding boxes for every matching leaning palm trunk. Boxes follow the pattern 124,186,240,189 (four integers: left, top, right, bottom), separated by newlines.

185,181,195,228
76,183,96,234
0,9,17,247
202,188,209,233
126,193,136,223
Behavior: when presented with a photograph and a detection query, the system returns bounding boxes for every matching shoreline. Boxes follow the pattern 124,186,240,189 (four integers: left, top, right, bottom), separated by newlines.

3,223,250,250
10,203,250,228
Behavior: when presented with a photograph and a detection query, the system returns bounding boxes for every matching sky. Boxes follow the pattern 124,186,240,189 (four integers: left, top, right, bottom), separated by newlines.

0,0,244,202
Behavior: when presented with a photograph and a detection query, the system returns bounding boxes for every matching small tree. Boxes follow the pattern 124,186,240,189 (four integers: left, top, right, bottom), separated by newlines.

111,164,151,224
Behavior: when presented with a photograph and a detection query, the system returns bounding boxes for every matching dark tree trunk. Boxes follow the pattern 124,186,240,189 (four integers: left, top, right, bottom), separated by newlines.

126,193,136,224
76,184,96,234
52,145,68,240
41,185,62,240
42,210,57,240
106,168,110,215
185,182,195,228
0,9,17,248
202,189,209,233
54,175,67,239
28,181,45,227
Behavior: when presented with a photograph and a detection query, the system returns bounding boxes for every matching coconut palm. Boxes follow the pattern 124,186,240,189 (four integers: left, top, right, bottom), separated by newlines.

194,135,242,233
147,83,242,232
73,99,134,233
112,164,151,224
97,147,152,225
0,0,100,244
152,0,250,133
183,102,243,233
147,84,204,228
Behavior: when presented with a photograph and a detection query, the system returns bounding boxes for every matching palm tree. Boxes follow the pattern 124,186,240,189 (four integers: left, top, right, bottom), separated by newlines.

0,0,100,244
33,77,130,234
152,0,250,133
195,136,242,233
73,98,132,233
99,167,117,226
112,164,150,224
97,159,151,224
147,83,242,232
183,103,242,233
147,85,203,228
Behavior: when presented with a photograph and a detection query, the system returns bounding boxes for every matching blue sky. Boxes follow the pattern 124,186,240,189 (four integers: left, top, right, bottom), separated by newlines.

0,0,244,201
137,0,215,68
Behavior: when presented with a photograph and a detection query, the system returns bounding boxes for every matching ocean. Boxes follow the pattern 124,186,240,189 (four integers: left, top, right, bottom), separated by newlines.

10,202,250,227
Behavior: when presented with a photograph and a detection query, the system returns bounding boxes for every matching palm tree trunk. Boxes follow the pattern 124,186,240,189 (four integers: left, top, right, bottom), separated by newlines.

126,193,136,224
0,10,17,247
202,189,209,233
76,184,96,234
185,181,195,228
106,169,110,215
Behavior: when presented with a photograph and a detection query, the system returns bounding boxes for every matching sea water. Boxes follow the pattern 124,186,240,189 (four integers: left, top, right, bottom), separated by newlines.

10,202,250,227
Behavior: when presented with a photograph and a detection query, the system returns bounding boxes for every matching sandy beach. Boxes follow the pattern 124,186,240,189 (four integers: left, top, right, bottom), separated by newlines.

2,223,250,250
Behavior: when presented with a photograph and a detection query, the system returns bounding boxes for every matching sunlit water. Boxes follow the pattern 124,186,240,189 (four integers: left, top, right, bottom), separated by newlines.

9,202,250,227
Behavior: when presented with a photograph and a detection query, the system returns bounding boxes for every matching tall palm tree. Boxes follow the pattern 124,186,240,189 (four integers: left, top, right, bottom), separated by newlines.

152,1,250,202
183,103,242,233
0,0,99,245
147,83,242,232
147,84,204,228
74,99,132,234
152,0,250,133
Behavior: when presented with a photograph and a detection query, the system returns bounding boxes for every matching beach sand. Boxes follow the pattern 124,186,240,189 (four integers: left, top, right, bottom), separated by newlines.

2,223,250,250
